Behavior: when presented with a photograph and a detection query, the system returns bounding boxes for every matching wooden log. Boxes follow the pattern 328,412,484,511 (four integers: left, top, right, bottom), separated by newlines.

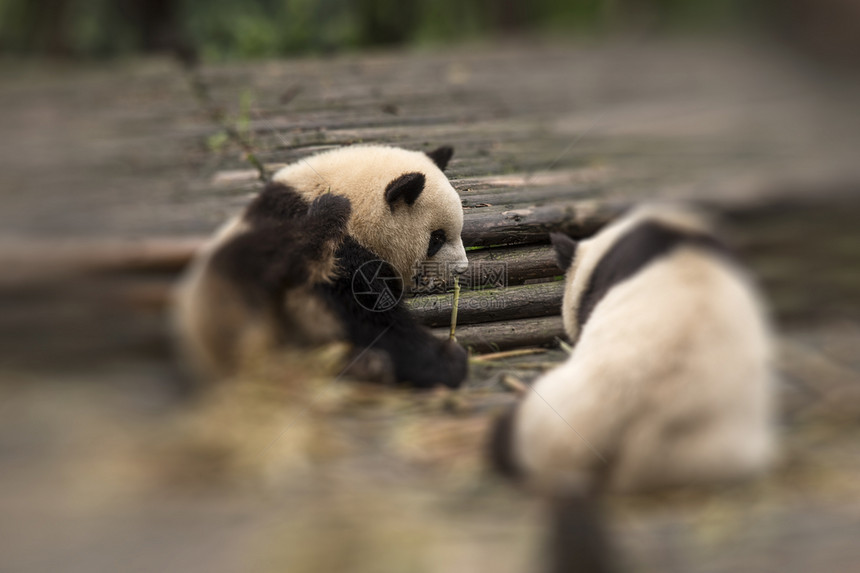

0,238,202,285
461,200,625,247
462,191,860,248
460,184,604,208
407,281,564,327
432,315,566,352
467,243,559,285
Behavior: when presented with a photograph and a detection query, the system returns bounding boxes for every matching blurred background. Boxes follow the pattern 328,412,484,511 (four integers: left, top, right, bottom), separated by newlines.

1,1,860,573
1,0,859,64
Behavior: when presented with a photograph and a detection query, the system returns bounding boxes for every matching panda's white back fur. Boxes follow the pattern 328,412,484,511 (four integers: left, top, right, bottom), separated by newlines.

513,205,775,494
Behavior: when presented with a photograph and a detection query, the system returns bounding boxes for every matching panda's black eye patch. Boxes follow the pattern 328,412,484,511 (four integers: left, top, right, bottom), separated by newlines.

427,229,447,257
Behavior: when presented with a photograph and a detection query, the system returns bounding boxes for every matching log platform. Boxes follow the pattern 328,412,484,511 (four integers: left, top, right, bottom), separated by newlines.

2,41,860,573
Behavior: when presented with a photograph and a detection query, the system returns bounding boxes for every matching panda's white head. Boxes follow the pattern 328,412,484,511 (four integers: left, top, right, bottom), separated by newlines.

273,145,468,289
550,203,718,343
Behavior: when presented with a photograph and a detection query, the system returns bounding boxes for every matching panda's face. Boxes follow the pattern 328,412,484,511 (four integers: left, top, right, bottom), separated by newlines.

273,145,468,290
379,156,468,290
412,184,468,292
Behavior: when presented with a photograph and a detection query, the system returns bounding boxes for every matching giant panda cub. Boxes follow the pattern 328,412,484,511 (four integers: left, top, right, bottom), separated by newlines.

174,145,469,388
491,204,776,495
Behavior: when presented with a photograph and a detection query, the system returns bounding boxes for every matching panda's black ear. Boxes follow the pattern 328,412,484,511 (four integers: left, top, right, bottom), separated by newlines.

385,172,426,211
550,232,578,271
426,146,454,171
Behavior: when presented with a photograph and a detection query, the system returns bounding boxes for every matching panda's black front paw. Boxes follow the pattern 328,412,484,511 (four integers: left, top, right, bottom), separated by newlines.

307,194,352,231
438,339,468,388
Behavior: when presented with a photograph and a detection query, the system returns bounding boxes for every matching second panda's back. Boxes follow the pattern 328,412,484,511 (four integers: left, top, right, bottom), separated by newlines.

593,246,775,490
518,244,775,493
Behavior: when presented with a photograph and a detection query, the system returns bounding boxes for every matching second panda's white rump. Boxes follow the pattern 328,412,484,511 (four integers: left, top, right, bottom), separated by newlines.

512,213,775,495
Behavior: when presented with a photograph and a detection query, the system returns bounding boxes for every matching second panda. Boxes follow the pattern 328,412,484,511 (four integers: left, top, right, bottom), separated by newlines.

174,145,469,389
491,204,776,494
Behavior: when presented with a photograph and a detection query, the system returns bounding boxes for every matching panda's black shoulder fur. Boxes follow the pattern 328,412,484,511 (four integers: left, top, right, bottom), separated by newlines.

244,181,310,225
577,220,732,328
315,237,467,389
211,183,351,308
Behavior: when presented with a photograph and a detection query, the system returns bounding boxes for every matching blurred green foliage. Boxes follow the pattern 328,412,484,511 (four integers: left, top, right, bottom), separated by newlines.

0,0,748,59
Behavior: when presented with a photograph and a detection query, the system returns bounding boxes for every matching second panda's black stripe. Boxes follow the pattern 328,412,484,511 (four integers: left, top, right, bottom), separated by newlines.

577,221,731,329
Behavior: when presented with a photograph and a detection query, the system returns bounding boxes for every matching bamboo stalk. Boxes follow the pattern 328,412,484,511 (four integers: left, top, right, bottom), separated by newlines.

449,277,461,341
471,348,547,361
502,374,529,396
505,362,558,370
